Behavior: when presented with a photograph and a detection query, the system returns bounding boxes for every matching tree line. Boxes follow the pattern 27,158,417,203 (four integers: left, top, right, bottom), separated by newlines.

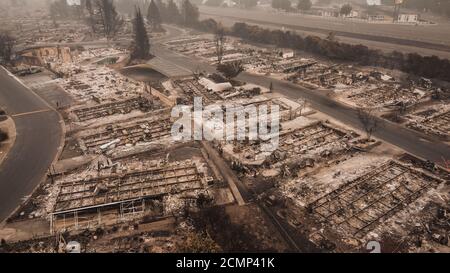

207,0,258,9
131,0,200,60
186,17,450,82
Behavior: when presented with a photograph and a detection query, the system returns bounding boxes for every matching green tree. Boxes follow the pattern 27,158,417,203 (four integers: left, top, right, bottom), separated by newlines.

49,0,70,19
272,0,291,11
297,0,312,12
154,0,168,22
340,3,352,16
96,0,124,39
131,7,151,60
272,0,279,9
147,0,162,30
0,32,15,65
181,0,199,26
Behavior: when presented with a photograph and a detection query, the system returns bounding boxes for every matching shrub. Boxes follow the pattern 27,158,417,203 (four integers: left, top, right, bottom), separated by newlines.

0,129,8,142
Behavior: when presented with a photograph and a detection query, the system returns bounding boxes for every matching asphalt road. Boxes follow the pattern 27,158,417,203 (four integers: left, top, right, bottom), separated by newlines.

0,67,62,222
153,26,450,166
199,6,450,59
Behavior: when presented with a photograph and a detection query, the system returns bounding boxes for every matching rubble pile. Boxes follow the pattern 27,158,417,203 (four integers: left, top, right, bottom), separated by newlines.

9,19,88,47
77,116,172,153
164,35,444,120
344,84,426,108
164,35,318,81
407,109,450,140
44,157,215,233
308,160,444,238
70,97,160,123
165,36,255,65
161,77,269,105
57,48,139,104
220,120,360,176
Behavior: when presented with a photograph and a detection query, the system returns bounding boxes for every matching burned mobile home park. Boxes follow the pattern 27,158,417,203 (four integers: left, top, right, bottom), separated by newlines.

0,0,448,254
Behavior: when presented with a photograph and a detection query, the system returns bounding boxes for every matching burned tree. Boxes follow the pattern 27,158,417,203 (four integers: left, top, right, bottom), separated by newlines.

176,231,221,253
81,0,123,39
357,107,380,141
272,0,292,12
295,99,307,118
0,129,8,143
340,3,352,17
131,7,151,60
217,61,244,80
0,32,15,65
214,24,226,65
166,0,181,24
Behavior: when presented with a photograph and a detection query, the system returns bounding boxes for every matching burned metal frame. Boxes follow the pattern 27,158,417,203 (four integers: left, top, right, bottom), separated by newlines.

309,161,442,238
79,118,172,151
73,97,153,122
50,162,205,233
423,110,450,136
175,78,221,104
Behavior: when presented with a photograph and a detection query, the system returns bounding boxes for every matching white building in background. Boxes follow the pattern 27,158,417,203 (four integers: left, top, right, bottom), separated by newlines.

397,14,419,23
280,49,294,59
223,0,237,7
366,0,381,6
368,14,385,21
66,0,81,6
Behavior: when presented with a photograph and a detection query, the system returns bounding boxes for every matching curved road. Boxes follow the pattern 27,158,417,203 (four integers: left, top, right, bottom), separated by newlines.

153,25,450,166
0,67,62,222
